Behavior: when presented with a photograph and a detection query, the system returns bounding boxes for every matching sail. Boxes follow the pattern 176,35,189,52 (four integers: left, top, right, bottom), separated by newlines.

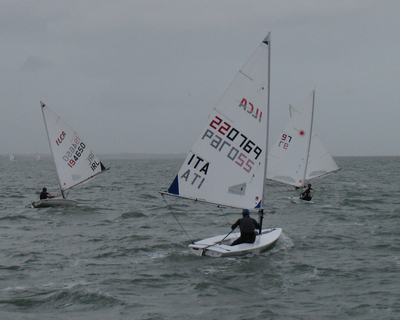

306,134,340,180
41,101,108,197
164,33,271,210
267,90,339,187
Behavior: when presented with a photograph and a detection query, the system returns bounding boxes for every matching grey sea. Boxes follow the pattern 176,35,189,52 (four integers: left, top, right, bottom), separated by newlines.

1,155,400,319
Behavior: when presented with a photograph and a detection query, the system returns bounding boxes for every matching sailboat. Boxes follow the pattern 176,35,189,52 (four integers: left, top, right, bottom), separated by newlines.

36,152,42,161
9,153,16,161
267,90,340,202
30,101,109,208
160,33,282,257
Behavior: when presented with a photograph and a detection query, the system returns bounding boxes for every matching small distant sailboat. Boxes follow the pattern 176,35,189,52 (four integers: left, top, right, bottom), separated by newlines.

160,33,281,257
30,101,109,208
36,152,42,161
267,90,340,202
9,153,16,161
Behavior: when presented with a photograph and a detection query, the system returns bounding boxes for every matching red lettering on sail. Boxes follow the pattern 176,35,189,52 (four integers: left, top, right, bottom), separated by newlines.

56,131,66,146
238,98,262,122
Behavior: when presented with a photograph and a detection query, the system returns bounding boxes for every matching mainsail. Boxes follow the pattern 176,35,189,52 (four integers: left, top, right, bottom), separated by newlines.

41,101,108,198
267,90,339,187
164,33,271,210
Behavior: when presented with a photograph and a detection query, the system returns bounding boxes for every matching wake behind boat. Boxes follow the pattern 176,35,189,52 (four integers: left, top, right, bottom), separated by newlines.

30,102,109,208
160,32,281,257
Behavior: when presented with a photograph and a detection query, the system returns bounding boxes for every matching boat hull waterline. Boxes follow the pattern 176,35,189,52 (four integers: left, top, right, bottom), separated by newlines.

288,196,314,204
31,198,78,208
189,228,282,257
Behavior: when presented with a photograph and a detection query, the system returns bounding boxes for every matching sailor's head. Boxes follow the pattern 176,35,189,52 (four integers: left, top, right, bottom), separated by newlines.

42,187,47,192
308,183,312,187
242,209,250,216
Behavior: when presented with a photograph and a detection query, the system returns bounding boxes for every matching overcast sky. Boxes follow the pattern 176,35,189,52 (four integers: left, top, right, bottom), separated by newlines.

1,1,400,157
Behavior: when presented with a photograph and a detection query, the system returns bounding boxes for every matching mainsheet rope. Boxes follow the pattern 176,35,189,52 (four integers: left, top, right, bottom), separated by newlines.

161,194,195,244
218,205,231,225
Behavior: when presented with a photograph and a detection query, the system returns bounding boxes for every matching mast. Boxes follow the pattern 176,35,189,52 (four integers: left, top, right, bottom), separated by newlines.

41,101,66,199
261,32,271,210
301,89,315,187
259,32,271,230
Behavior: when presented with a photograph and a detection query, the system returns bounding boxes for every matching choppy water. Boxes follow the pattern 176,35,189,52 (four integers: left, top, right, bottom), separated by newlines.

1,156,400,319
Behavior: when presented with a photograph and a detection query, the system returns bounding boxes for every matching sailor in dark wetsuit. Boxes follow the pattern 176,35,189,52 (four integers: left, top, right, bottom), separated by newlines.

40,187,55,200
230,209,261,246
300,183,313,201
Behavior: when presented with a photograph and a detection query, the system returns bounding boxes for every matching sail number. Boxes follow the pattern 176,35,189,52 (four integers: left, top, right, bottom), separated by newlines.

205,115,262,173
279,134,292,150
62,136,86,168
87,152,100,171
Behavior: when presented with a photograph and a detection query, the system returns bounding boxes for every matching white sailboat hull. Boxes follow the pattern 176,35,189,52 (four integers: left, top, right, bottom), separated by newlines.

31,198,78,208
189,228,282,257
288,196,314,204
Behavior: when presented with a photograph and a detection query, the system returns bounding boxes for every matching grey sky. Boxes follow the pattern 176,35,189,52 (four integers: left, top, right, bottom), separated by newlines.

1,1,399,157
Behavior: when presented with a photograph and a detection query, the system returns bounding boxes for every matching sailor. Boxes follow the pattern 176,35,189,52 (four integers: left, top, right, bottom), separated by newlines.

39,187,55,200
300,183,313,201
230,209,261,246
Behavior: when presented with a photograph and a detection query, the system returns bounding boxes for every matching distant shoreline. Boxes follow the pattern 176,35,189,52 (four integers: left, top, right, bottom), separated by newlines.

2,154,400,160
0,153,187,160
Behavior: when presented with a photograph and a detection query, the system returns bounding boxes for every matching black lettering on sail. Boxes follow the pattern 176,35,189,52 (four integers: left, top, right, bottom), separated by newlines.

199,163,209,175
181,169,190,181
